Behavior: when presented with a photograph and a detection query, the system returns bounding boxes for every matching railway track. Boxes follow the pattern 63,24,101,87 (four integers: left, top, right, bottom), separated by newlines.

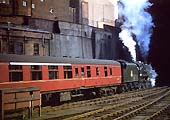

42,87,165,112
30,87,168,120
62,87,169,120
5,87,170,120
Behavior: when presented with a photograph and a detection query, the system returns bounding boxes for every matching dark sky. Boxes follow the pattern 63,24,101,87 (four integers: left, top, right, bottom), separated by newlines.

148,0,170,86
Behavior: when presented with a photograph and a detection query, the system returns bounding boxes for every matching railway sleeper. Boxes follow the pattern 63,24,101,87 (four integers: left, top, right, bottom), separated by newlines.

144,104,170,120
63,89,165,120
113,90,170,120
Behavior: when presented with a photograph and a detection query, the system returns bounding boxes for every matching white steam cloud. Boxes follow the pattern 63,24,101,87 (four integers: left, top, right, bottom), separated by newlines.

118,0,154,61
109,0,156,85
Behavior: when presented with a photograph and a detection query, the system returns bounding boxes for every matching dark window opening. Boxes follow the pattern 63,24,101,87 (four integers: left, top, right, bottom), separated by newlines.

108,35,112,39
23,17,29,25
8,41,14,54
15,42,23,54
64,66,72,79
75,67,79,77
87,66,91,77
81,67,85,76
9,65,23,82
104,67,108,77
8,41,23,54
48,66,58,79
34,43,39,55
110,67,112,75
96,67,99,76
69,0,78,8
53,21,60,33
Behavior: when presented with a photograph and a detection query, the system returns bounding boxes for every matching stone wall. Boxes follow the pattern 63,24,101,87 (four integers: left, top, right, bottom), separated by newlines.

50,21,92,58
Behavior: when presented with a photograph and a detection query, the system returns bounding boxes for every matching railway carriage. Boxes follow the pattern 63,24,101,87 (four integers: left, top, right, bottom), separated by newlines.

0,54,122,105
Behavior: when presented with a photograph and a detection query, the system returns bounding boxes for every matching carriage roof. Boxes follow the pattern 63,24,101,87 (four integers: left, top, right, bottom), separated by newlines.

0,54,120,66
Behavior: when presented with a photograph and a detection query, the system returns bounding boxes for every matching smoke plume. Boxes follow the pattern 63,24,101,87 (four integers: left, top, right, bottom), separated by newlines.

118,0,154,61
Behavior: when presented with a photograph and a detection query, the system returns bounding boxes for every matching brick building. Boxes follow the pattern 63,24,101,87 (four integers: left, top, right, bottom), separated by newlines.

0,0,123,60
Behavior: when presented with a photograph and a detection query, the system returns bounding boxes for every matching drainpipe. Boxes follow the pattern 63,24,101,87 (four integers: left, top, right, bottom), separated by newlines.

81,1,84,58
7,22,11,54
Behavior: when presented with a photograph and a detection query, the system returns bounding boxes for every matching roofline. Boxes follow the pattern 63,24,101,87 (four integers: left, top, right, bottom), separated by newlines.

0,54,120,65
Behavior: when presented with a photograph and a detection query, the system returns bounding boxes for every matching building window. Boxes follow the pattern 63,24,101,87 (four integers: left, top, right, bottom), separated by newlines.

49,8,54,14
108,35,112,39
32,4,35,9
86,66,91,77
22,1,27,7
31,65,42,80
8,41,23,54
96,67,99,76
64,66,72,79
40,0,44,2
104,67,108,77
34,43,39,55
48,66,58,79
0,0,10,4
81,67,85,76
9,65,23,82
110,67,112,76
15,42,23,54
8,41,14,54
75,67,79,77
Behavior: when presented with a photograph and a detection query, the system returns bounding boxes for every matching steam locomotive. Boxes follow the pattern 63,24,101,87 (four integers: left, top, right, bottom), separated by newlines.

0,54,151,105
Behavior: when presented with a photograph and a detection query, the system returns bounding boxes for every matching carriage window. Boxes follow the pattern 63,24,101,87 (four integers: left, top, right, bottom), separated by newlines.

81,67,85,76
75,67,79,77
104,67,108,77
31,65,42,80
9,65,23,82
110,67,112,75
87,66,91,77
96,67,99,76
64,66,72,79
31,65,41,70
9,65,22,70
48,66,58,79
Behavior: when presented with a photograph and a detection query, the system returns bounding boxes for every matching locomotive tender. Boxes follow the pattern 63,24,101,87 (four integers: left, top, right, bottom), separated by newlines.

0,54,151,105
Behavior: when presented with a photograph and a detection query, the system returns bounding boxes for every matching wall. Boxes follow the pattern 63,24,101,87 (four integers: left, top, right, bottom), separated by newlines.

82,0,117,28
50,21,93,58
0,0,121,60
92,28,115,59
0,0,79,23
0,0,13,15
0,28,50,56
31,0,75,22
